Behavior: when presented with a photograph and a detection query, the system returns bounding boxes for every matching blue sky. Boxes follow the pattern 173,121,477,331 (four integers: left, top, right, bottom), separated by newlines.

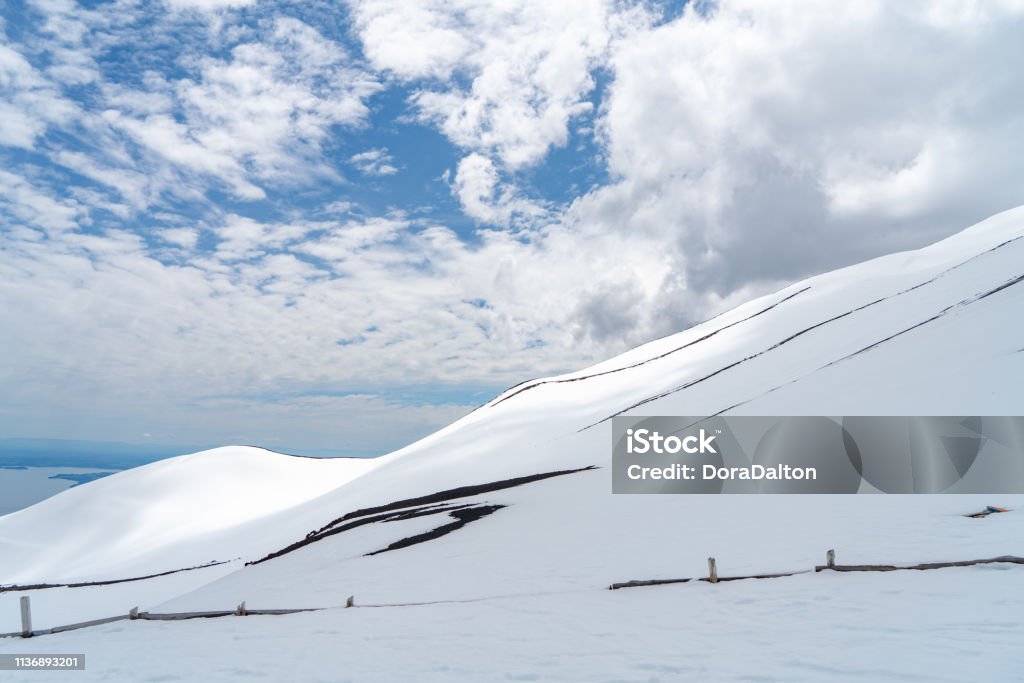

2,0,1023,455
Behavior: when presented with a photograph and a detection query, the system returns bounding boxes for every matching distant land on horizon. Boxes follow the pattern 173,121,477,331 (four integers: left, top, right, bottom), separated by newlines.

48,471,117,486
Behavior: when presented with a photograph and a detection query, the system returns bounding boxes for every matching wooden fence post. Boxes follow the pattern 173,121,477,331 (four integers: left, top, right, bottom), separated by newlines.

20,596,32,638
345,595,354,608
235,601,246,616
707,557,718,584
826,549,835,569
129,607,139,620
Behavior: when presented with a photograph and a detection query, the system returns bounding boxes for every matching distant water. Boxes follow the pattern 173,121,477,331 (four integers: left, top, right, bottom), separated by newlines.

0,467,118,517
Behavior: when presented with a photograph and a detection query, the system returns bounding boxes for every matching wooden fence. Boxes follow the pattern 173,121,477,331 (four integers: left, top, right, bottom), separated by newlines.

3,551,1023,639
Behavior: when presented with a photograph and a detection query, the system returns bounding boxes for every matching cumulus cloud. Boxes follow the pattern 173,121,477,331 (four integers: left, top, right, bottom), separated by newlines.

346,0,631,222
450,153,547,227
563,0,1024,329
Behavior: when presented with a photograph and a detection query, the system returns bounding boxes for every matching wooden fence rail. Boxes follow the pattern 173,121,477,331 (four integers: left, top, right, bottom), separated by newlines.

0,604,321,639
610,568,808,590
813,554,1024,573
609,552,1024,590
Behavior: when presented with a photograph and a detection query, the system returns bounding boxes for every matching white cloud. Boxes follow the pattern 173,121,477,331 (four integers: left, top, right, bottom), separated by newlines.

108,17,380,200
296,216,407,262
452,153,501,223
114,112,268,200
0,169,82,232
163,0,256,10
450,153,546,227
349,0,618,169
44,45,100,85
160,228,200,250
2,10,381,209
211,214,315,261
0,43,39,88
350,148,399,176
346,1,472,80
52,150,152,210
0,42,79,150
0,101,45,149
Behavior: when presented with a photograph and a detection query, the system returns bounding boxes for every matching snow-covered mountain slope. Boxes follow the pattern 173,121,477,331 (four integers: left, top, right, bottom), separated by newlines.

0,447,380,582
2,208,1023,681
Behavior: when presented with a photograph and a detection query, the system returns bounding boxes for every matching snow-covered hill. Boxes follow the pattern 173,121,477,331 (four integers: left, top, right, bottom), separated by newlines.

0,447,380,583
2,207,1023,681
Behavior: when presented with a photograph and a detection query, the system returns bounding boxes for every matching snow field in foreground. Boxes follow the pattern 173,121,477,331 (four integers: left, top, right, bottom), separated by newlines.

2,564,1021,682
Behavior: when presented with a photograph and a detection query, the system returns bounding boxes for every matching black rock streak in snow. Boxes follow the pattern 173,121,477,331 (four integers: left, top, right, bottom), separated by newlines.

825,272,1024,365
365,505,506,556
487,287,812,408
249,466,597,565
250,504,475,565
580,238,1024,430
974,272,1024,301
680,271,1024,418
828,315,943,362
301,503,468,539
0,560,233,593
316,465,597,532
892,235,1023,296
384,504,474,523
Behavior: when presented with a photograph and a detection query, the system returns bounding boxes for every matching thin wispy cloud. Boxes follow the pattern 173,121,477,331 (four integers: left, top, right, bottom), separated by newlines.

350,148,398,177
